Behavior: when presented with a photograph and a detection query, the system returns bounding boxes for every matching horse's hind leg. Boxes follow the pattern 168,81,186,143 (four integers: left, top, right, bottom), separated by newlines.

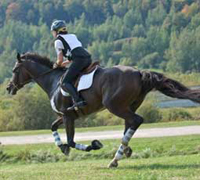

123,114,143,158
104,106,143,168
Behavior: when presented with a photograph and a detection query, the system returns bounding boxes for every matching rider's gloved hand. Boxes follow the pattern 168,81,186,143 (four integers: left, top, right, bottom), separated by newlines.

53,62,60,69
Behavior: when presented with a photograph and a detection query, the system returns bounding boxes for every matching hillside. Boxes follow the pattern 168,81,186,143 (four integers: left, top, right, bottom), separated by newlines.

0,0,200,82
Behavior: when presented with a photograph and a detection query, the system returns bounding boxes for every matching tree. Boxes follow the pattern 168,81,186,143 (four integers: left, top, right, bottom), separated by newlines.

123,9,143,29
113,0,128,17
190,12,200,29
103,0,114,18
0,4,5,27
146,26,169,56
138,52,161,69
121,37,149,66
11,85,56,130
146,2,167,26
64,0,85,21
132,24,146,37
6,3,21,21
166,27,200,72
88,41,114,66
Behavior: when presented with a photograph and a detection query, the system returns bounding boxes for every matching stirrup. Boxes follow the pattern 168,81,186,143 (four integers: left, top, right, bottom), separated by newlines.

67,101,87,111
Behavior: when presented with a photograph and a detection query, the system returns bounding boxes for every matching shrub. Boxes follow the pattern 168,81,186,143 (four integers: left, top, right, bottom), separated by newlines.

161,108,193,122
0,146,10,163
76,110,124,127
137,102,162,123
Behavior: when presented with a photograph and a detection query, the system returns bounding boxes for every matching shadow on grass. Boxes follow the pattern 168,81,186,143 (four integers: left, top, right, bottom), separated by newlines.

118,163,200,170
97,163,200,170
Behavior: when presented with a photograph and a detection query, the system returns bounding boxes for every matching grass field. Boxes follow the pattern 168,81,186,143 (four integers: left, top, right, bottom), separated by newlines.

0,155,200,180
0,120,200,137
0,134,200,179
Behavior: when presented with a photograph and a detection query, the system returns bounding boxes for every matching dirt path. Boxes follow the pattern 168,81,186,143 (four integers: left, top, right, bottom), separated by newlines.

0,125,200,145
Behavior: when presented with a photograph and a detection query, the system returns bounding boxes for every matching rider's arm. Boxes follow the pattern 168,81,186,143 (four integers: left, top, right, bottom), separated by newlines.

55,40,64,66
56,50,64,66
61,60,71,67
54,39,71,67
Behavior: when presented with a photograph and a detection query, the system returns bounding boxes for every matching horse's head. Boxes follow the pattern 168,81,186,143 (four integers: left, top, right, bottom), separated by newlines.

7,53,32,95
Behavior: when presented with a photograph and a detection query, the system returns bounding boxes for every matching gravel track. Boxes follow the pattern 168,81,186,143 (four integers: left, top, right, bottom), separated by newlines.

0,126,200,145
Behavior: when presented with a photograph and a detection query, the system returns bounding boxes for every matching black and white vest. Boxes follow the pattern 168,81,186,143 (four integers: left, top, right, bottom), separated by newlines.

55,34,90,60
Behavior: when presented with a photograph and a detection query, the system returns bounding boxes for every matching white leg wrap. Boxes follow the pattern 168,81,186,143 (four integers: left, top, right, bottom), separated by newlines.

75,144,89,151
114,144,126,160
122,128,135,145
113,128,135,162
52,131,62,146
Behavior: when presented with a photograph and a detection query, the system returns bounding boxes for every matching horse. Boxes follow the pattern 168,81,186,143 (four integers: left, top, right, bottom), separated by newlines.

7,52,200,168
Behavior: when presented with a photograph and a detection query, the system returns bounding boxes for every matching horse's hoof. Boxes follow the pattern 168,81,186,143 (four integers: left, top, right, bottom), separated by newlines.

92,140,103,150
59,144,70,156
63,147,70,156
124,146,132,158
108,159,118,168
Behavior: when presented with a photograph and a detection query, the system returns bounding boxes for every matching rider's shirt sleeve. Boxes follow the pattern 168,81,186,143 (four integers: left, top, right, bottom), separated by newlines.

54,40,64,55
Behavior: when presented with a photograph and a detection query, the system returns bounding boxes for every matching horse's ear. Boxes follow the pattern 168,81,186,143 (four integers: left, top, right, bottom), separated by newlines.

17,53,22,63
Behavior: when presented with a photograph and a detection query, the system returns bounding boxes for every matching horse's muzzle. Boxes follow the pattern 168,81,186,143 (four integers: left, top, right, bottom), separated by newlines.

6,82,17,95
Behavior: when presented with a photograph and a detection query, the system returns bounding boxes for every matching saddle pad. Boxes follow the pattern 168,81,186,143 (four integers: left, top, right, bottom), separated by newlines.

77,66,98,92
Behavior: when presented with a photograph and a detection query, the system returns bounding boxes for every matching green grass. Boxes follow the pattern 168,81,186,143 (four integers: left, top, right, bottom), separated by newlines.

1,135,200,162
1,135,199,179
0,155,199,180
0,120,200,137
167,72,200,87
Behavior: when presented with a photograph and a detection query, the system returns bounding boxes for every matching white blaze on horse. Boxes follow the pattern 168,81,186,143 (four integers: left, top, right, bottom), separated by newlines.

7,53,200,168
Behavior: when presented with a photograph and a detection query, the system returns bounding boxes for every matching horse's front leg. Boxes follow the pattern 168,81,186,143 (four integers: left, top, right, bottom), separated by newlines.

51,117,70,155
63,116,103,152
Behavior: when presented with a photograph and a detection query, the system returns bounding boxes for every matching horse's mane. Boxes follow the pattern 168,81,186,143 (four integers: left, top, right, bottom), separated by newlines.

21,53,54,69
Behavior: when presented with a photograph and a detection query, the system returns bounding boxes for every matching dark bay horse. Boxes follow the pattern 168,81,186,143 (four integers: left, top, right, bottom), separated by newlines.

7,53,200,168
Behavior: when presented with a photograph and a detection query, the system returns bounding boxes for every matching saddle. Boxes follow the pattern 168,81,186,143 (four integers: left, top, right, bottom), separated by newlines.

59,61,100,87
75,61,99,87
81,61,99,75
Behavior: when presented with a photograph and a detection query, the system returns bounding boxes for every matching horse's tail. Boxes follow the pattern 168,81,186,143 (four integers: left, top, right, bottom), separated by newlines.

140,70,200,103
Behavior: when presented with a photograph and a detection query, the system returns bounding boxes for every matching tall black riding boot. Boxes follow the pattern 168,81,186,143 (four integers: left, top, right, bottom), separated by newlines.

61,83,86,110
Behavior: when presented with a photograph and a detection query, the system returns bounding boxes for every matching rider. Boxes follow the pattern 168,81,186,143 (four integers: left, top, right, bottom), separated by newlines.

51,20,92,110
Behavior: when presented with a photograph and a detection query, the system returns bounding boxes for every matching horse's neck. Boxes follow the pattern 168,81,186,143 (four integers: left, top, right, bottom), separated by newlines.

37,70,63,98
24,62,63,98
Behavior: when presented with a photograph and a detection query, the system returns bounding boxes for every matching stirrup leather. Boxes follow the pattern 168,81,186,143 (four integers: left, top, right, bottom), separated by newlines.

67,101,86,111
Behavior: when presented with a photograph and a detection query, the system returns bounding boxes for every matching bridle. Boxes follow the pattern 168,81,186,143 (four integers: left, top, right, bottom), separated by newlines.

10,60,55,90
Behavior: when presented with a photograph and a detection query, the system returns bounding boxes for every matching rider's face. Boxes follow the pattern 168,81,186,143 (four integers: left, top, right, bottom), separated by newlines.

52,31,57,38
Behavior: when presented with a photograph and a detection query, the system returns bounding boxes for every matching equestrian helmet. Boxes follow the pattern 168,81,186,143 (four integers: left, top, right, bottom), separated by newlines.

51,20,66,32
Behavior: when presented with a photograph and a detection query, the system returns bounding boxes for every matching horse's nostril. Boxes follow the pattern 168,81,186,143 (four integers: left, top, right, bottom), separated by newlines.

6,82,13,92
6,85,10,90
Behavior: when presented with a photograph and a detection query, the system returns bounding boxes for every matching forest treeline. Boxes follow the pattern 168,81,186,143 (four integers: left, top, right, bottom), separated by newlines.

1,0,200,131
